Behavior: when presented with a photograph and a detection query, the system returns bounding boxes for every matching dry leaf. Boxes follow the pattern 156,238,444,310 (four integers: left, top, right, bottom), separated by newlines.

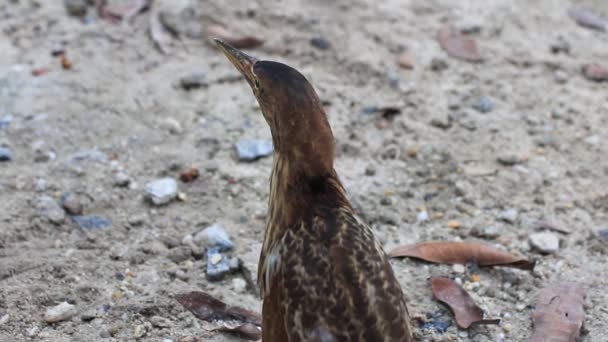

531,282,585,342
207,24,264,49
430,276,500,329
438,27,482,62
149,12,174,54
568,8,607,32
175,291,262,340
389,241,534,270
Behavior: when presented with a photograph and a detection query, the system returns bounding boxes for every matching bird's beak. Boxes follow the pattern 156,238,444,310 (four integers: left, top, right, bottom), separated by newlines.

214,39,258,84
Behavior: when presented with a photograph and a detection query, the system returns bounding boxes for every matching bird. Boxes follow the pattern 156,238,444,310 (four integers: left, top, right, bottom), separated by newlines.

215,39,413,342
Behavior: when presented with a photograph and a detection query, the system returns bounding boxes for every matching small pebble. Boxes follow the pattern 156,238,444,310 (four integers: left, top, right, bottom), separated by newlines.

0,314,9,325
458,331,468,338
145,178,178,205
599,228,608,239
310,37,331,50
417,211,429,222
206,247,240,281
430,58,448,71
472,95,493,113
64,0,87,17
60,192,84,215
554,70,569,84
447,219,461,229
516,303,526,311
160,117,183,135
0,115,13,129
0,147,12,161
498,209,518,224
529,232,559,254
133,324,147,338
167,246,192,264
113,172,131,187
582,63,608,82
36,196,66,224
193,224,233,251
72,215,112,230
452,264,465,274
44,302,77,323
503,323,513,332
35,178,48,192
496,154,523,166
180,72,207,90
235,139,273,161
232,278,248,293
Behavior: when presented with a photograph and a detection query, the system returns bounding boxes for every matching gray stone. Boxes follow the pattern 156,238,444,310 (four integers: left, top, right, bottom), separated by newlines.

180,73,207,90
60,192,84,215
310,37,332,50
235,139,273,161
498,208,518,224
64,0,87,17
35,179,47,192
36,196,66,224
72,215,112,230
113,172,131,187
231,278,248,293
472,96,494,113
44,302,77,323
160,117,183,135
193,224,233,251
0,115,12,129
529,232,559,254
206,247,240,281
496,154,523,166
167,246,191,264
145,178,178,205
0,147,12,161
69,149,107,163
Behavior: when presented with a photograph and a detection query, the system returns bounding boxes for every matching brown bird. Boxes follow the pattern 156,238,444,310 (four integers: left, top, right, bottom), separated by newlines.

215,39,413,342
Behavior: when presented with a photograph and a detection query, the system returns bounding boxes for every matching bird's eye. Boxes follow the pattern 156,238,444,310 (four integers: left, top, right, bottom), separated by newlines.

254,79,261,89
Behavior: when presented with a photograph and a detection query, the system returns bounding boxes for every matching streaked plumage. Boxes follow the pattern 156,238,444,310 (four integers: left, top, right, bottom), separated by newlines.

215,39,413,342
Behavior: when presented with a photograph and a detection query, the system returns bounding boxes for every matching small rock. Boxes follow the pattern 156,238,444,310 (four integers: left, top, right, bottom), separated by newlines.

145,178,178,205
416,211,429,222
99,329,112,338
582,63,608,82
498,209,518,224
455,17,483,34
60,192,84,215
550,37,570,55
150,316,172,329
235,139,273,161
364,165,376,176
167,246,192,264
310,37,331,50
447,219,461,229
430,114,452,129
397,53,414,70
133,324,147,338
554,70,569,84
113,172,131,187
599,228,608,239
472,96,494,113
44,302,77,323
27,326,40,337
529,232,559,254
35,178,47,192
69,149,108,164
479,225,500,238
160,117,183,135
36,196,66,224
64,0,87,17
231,278,248,293
179,167,199,183
430,58,449,71
452,264,465,273
0,147,12,161
180,72,207,90
206,247,240,281
72,215,112,230
496,154,523,166
193,224,233,251
0,314,9,325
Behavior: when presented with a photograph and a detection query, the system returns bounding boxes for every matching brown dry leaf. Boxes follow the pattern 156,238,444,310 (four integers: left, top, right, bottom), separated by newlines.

568,8,607,32
530,282,585,342
389,241,534,270
175,291,262,340
207,24,264,49
430,276,500,329
149,12,174,54
438,27,482,62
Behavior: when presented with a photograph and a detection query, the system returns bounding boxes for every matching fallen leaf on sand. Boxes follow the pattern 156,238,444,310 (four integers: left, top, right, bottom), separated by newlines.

430,276,500,328
568,8,607,32
530,282,585,342
102,0,149,20
175,291,262,340
207,24,264,49
389,241,534,270
438,27,482,62
149,12,174,54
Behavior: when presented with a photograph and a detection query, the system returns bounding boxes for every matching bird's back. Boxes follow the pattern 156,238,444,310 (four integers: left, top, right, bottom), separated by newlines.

260,177,412,342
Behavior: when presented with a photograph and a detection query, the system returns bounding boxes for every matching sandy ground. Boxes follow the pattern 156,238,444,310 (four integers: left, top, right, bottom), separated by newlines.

1,0,608,341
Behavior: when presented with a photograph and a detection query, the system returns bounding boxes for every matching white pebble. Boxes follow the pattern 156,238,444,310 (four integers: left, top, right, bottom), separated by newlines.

44,302,77,323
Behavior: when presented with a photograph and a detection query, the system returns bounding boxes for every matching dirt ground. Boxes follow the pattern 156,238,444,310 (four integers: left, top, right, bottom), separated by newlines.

1,0,607,341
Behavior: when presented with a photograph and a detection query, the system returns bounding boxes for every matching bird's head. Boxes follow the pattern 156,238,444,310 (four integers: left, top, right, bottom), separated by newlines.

215,39,335,175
